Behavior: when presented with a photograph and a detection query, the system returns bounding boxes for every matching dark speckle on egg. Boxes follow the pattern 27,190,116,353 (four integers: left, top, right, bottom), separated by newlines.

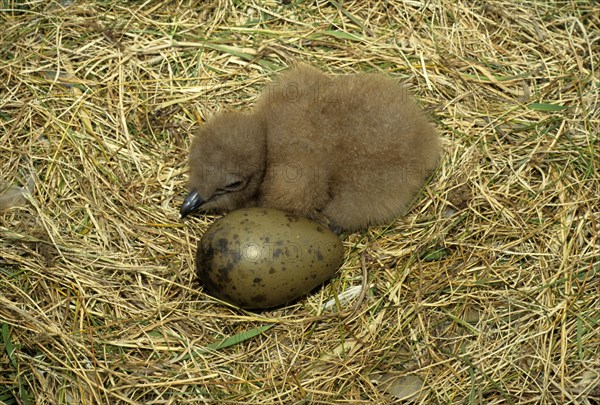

201,245,215,272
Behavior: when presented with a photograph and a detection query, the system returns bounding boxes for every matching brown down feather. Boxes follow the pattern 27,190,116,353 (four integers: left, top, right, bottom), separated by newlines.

181,64,440,232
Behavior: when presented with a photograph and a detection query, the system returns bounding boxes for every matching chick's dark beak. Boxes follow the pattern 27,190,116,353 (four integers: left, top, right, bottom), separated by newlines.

180,190,205,218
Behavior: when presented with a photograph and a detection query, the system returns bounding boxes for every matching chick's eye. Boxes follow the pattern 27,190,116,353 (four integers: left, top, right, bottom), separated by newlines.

225,181,244,191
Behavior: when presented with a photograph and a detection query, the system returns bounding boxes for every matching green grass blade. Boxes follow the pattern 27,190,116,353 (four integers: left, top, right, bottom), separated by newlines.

2,323,18,368
527,102,568,111
204,324,273,352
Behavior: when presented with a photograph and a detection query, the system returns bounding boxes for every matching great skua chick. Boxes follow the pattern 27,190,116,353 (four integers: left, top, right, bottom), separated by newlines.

180,64,440,232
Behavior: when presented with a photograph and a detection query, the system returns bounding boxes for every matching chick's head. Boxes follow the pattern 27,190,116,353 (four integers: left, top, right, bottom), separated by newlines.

181,112,267,217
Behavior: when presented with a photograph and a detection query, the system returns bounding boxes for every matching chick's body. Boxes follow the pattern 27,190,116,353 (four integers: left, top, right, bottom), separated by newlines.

181,65,440,232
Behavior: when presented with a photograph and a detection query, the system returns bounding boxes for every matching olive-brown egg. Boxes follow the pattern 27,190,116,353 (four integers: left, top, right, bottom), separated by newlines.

196,208,344,309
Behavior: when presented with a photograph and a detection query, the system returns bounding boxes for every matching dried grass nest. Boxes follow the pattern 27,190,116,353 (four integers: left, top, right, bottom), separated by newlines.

1,1,599,404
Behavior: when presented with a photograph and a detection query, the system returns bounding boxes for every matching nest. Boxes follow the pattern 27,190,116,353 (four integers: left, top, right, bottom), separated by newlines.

1,1,598,403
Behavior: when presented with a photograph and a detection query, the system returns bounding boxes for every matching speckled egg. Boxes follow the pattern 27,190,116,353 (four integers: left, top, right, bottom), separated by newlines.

196,207,344,309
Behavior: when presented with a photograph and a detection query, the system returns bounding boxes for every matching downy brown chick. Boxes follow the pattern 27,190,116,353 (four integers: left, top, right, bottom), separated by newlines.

181,65,440,232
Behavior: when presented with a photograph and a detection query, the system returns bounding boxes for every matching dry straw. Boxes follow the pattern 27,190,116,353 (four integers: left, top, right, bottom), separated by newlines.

1,0,598,403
